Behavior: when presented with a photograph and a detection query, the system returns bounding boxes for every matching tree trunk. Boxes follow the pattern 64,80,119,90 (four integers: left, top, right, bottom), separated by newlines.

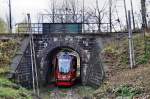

141,0,147,29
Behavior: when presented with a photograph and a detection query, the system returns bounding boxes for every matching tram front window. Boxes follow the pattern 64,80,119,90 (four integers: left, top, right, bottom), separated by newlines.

58,55,72,74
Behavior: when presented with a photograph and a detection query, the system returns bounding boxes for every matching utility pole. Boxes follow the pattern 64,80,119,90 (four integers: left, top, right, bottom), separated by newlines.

27,13,31,33
130,0,135,30
109,0,112,32
52,0,55,23
82,0,85,33
28,13,40,96
65,0,68,23
128,11,135,69
8,0,12,33
123,0,128,29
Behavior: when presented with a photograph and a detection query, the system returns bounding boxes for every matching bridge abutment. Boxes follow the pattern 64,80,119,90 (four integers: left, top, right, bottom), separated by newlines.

12,33,105,88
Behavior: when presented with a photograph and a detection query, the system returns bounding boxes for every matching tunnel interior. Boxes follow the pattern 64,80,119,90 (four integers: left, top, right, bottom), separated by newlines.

45,46,81,86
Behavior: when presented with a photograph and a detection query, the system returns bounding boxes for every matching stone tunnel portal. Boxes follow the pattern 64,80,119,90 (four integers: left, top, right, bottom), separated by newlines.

44,46,81,86
12,34,105,88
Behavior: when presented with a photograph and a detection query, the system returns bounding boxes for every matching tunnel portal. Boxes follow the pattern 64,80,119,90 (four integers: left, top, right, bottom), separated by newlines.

45,47,81,86
13,34,105,88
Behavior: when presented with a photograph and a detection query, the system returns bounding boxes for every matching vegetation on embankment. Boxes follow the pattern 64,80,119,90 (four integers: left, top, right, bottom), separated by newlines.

0,77,32,99
0,18,7,33
0,40,19,73
0,39,32,99
93,34,150,99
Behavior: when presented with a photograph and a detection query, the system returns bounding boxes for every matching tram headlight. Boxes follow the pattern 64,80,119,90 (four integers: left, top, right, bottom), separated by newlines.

71,78,75,82
62,76,66,79
57,74,61,79
67,75,71,78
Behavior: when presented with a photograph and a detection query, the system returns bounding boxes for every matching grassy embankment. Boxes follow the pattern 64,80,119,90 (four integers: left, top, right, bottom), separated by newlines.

2,34,150,99
0,39,32,99
93,34,150,99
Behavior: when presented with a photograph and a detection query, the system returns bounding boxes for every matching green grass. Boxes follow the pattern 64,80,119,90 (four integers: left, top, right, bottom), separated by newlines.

115,85,141,98
0,77,32,99
0,40,33,99
94,34,150,98
102,34,150,69
0,87,32,99
0,77,12,86
0,87,19,98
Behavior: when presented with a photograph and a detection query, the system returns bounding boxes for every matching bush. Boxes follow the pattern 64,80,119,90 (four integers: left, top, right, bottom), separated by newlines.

102,34,150,68
115,85,141,98
0,78,32,99
0,18,7,33
0,40,19,72
102,44,118,55
0,40,33,99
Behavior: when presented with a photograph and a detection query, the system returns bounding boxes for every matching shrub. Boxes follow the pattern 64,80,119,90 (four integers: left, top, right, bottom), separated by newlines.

115,85,141,98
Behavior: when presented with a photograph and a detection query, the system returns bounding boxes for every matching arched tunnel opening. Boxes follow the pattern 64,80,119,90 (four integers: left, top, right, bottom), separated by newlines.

45,46,81,87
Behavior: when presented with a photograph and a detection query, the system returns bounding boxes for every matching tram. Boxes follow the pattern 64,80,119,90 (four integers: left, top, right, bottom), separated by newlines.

55,52,77,86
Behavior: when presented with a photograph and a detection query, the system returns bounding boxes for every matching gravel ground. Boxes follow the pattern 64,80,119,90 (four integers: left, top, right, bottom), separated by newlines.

38,85,94,99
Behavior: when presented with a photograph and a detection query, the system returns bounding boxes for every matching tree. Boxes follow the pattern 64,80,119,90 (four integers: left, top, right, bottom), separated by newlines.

0,18,7,33
15,18,28,33
94,0,105,32
141,0,147,29
44,0,81,23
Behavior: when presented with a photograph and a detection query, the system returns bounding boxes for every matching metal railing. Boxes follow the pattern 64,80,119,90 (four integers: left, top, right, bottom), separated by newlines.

15,23,110,34
16,23,43,34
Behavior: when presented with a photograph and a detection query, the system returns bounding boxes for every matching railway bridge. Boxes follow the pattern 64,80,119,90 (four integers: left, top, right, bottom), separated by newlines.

0,27,129,91
0,30,128,89
10,32,110,88
4,31,121,90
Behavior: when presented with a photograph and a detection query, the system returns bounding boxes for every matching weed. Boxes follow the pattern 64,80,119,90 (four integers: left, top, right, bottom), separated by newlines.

115,85,141,98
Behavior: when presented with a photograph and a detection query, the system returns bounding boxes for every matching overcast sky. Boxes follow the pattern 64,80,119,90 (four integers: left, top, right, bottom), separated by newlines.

0,0,144,26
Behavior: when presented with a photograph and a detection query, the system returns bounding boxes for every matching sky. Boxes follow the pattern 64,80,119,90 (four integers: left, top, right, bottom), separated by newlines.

0,0,49,24
0,0,144,26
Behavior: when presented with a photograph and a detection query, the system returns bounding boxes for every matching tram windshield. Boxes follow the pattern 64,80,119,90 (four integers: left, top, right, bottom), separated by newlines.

58,53,72,74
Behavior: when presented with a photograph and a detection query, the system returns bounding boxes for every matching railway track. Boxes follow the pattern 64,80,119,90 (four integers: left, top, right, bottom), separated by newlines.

50,88,82,99
39,85,84,99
